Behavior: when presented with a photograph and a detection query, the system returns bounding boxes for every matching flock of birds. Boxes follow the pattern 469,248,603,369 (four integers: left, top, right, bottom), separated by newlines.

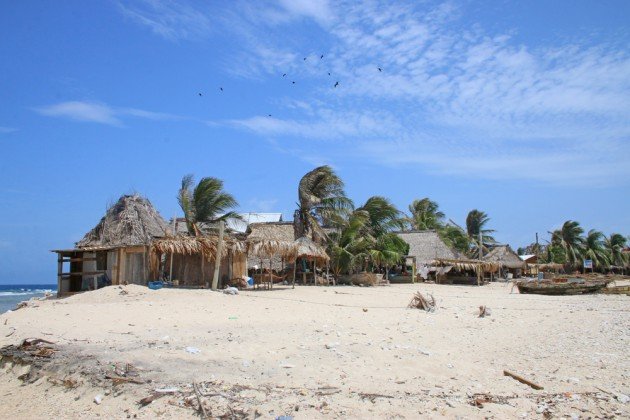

197,54,383,117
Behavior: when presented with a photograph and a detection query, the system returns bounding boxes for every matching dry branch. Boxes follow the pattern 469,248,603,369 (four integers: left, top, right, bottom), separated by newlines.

408,292,435,312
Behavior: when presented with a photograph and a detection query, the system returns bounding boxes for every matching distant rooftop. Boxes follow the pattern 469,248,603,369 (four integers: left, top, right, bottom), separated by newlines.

171,212,283,234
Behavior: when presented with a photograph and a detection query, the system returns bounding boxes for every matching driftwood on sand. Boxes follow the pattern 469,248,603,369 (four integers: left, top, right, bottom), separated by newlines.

408,292,435,312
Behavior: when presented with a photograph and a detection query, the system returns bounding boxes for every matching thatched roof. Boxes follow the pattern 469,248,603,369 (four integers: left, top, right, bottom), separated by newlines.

76,194,168,249
152,234,245,260
484,245,526,269
432,258,500,273
246,222,296,258
396,230,461,265
294,236,329,261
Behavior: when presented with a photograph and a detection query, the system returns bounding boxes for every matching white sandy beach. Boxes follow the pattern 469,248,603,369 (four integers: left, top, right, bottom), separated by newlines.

1,283,628,419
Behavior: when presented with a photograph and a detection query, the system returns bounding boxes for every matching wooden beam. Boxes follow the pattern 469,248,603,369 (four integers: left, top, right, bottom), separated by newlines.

60,270,107,277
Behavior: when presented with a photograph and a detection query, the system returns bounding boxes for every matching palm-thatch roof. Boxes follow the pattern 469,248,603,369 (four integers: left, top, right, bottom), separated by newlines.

151,234,245,260
246,222,296,258
484,245,526,269
76,194,168,249
396,230,461,265
432,258,500,273
294,236,329,261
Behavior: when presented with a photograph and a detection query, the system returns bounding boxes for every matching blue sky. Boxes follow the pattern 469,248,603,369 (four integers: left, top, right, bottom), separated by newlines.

0,0,629,284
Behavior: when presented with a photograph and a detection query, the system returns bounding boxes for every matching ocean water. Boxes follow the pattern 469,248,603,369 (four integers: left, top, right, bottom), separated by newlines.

0,284,57,314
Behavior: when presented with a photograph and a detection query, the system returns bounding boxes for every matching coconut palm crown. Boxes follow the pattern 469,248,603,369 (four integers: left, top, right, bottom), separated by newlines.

177,174,239,236
294,166,353,241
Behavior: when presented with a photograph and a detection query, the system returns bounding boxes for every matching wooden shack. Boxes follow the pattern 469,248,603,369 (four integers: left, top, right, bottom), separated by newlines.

52,194,169,296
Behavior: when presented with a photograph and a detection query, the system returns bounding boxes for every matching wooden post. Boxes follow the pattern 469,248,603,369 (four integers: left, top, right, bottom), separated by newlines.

211,220,225,290
201,252,205,288
292,256,297,289
169,216,175,281
478,232,483,286
116,248,123,285
57,254,63,297
314,259,317,286
269,256,273,289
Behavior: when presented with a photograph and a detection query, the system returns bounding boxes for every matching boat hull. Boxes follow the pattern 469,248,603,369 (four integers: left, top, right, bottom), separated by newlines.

516,281,609,295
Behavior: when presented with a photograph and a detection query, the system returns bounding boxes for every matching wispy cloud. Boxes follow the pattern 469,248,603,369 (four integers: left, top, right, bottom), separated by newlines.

34,101,183,126
222,0,630,186
117,0,213,41
0,126,18,134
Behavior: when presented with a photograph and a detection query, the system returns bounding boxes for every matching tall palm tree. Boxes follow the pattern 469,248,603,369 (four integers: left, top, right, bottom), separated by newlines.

295,166,353,241
408,198,445,230
583,229,609,269
177,174,239,236
357,196,406,237
465,210,494,238
465,209,495,255
604,233,628,268
439,224,471,255
550,220,584,268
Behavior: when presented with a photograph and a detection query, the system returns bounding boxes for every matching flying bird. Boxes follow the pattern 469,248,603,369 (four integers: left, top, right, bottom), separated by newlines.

292,81,296,84
320,54,324,59
303,57,307,61
268,114,272,117
198,93,203,96
334,81,339,88
219,87,223,91
378,67,382,72
328,72,331,76
282,73,286,77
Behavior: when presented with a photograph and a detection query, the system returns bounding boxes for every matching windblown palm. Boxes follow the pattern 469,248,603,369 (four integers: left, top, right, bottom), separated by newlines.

550,220,585,267
466,209,495,255
583,230,609,269
408,198,445,230
295,166,353,241
439,224,471,255
604,233,627,267
177,174,239,236
357,196,406,237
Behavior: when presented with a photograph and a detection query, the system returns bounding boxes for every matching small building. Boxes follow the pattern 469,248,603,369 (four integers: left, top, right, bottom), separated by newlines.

484,245,526,279
151,234,247,288
396,230,498,284
52,194,169,296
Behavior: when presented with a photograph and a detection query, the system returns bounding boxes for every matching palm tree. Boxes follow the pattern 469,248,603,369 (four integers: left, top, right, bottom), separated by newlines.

408,198,445,230
583,229,609,270
177,174,239,236
439,224,471,255
550,220,584,268
604,233,628,268
357,196,406,237
465,210,494,238
465,209,495,256
294,166,353,241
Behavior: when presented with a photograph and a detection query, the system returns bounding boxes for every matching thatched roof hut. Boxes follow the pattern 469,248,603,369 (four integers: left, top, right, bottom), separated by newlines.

395,230,461,265
76,194,168,249
484,245,526,269
246,222,296,258
294,236,329,262
152,234,246,260
432,258,499,273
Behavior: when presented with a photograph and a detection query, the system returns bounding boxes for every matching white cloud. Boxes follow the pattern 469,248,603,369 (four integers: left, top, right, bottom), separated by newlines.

0,126,18,134
223,0,630,186
35,101,183,126
117,0,213,41
35,101,121,125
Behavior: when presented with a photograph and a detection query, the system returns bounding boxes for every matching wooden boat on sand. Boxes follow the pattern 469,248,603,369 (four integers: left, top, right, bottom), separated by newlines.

516,278,611,295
